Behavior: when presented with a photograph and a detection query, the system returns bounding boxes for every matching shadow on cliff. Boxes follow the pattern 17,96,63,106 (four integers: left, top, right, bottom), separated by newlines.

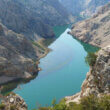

71,35,100,53
0,72,39,95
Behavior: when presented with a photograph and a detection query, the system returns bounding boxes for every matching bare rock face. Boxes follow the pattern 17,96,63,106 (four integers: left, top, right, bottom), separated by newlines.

70,3,110,48
1,93,27,110
66,45,110,103
0,23,39,85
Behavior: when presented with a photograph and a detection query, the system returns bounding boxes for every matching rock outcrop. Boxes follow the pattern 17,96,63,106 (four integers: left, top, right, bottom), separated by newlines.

66,45,110,103
0,23,39,85
70,3,110,48
0,93,27,110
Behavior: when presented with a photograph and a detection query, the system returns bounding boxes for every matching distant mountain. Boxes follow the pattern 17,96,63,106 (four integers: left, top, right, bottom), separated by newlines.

69,3,110,47
81,0,110,17
59,0,110,18
0,0,74,40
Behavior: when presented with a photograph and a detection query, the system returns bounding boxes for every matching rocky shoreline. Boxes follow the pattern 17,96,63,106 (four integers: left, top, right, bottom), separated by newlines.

0,93,27,110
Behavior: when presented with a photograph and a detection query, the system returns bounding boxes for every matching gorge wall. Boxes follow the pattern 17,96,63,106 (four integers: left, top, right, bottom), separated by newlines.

0,0,74,85
0,23,39,85
66,45,110,103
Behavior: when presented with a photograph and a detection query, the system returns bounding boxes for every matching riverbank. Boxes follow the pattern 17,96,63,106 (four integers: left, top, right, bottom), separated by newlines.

68,31,100,48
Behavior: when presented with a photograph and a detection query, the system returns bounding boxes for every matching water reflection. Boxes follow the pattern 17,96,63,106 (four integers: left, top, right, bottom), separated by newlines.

0,73,38,95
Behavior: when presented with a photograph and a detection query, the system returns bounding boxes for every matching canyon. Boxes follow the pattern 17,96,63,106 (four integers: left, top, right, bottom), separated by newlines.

66,45,110,103
0,0,110,110
0,0,74,85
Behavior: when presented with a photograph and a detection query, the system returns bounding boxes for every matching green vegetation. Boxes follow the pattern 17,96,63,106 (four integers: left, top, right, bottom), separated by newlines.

32,41,45,51
0,103,5,109
85,52,98,66
10,105,16,110
1,82,18,94
37,95,110,110
42,38,55,47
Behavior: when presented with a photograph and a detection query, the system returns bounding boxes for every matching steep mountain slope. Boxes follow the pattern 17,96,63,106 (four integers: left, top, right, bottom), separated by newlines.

59,0,110,17
0,0,73,40
18,0,74,26
0,23,39,84
69,3,110,47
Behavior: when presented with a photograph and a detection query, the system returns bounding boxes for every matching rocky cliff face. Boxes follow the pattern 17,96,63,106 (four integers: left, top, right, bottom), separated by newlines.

69,3,110,48
0,23,39,85
0,0,73,40
66,45,110,103
0,0,74,85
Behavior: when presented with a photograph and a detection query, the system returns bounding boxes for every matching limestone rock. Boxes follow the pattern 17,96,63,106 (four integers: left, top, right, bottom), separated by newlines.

70,3,110,48
1,93,27,110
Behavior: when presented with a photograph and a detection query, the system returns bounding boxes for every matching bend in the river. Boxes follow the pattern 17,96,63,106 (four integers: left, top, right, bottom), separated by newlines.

13,25,99,110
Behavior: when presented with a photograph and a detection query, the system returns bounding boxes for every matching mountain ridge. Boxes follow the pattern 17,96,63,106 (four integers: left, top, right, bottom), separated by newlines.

69,2,110,47
0,0,74,40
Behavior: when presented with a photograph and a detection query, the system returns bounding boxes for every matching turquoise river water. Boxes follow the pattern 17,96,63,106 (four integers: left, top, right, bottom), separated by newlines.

14,25,98,110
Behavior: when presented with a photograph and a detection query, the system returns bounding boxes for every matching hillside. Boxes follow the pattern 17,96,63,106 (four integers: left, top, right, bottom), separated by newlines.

0,0,73,40
69,3,110,47
0,23,40,85
66,45,110,103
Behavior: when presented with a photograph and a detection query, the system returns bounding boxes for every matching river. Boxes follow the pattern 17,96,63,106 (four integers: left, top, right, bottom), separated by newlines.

14,25,98,110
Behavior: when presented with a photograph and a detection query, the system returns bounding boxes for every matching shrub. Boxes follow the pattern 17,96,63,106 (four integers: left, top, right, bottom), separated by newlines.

38,107,50,110
51,98,56,107
99,95,110,110
38,95,110,110
0,103,5,109
80,95,98,110
85,52,97,66
10,105,16,110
